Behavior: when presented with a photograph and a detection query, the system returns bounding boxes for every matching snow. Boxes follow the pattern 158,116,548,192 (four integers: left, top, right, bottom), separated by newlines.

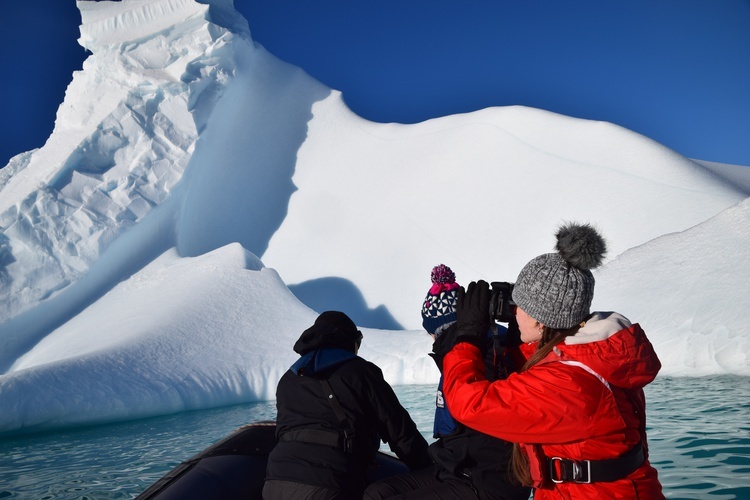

0,0,748,436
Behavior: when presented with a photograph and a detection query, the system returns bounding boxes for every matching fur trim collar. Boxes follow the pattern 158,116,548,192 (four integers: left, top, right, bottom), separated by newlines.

564,311,632,345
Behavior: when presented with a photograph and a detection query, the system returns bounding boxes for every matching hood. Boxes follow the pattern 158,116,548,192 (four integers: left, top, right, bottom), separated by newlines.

293,311,362,355
557,311,662,389
291,348,358,377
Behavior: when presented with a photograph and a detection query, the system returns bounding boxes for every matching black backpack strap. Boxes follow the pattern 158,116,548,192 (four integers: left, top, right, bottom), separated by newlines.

319,379,355,454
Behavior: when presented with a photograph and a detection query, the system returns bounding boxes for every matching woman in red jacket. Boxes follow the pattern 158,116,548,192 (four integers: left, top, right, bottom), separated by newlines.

443,223,665,499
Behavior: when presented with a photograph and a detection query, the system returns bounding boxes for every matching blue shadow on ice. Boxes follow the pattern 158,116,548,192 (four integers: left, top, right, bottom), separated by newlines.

289,277,403,331
175,49,332,260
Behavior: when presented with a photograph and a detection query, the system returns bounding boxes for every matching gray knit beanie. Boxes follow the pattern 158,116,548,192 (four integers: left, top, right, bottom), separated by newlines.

511,223,607,330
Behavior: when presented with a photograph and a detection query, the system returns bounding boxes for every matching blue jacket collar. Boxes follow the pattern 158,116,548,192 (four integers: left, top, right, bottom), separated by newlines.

291,348,357,376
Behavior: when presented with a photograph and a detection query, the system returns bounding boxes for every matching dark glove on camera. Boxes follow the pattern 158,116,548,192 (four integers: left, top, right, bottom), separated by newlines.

455,280,491,348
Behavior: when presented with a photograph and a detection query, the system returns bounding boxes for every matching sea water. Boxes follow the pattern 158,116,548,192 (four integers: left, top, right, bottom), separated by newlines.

0,376,748,499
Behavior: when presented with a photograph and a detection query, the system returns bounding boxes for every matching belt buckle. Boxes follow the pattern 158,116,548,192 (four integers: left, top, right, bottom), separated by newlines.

550,457,564,484
550,457,592,484
572,459,592,484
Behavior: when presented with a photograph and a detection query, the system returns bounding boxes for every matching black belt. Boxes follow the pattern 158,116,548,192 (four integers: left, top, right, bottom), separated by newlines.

280,428,344,449
548,442,644,484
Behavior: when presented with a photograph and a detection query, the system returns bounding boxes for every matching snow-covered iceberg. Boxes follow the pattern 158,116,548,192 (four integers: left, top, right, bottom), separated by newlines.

0,0,747,435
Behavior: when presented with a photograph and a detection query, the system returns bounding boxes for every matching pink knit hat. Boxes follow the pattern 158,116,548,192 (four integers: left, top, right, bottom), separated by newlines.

421,264,460,335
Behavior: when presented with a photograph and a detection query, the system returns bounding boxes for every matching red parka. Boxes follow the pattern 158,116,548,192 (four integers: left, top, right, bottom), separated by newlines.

443,312,665,499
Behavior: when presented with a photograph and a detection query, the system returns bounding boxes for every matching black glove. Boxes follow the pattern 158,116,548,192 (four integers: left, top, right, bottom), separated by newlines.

454,280,491,348
430,323,459,372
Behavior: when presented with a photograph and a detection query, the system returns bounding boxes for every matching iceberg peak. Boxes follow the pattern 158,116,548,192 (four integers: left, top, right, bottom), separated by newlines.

77,0,249,51
0,0,255,324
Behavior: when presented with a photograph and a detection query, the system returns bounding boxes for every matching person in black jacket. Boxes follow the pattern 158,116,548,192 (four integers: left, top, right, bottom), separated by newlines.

363,265,530,500
263,311,431,500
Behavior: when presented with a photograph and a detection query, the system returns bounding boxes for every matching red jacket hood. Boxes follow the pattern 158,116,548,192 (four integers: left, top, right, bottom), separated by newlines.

544,312,661,389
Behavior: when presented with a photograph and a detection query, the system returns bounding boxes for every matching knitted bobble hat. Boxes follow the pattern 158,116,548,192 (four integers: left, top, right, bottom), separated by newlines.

511,223,607,330
421,264,460,335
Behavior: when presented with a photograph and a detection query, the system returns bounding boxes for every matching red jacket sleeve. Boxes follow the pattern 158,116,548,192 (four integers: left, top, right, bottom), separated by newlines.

443,343,623,444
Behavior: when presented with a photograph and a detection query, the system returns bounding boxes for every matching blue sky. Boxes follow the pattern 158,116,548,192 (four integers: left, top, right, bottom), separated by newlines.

2,0,749,169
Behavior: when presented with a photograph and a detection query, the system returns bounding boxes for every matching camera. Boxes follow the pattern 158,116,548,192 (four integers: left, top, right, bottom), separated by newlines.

489,281,515,323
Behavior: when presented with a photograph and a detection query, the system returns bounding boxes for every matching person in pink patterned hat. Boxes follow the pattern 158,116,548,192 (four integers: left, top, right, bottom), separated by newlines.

364,265,530,500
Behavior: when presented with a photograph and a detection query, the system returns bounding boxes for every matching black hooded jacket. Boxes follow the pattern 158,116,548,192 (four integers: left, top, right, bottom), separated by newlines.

429,323,531,500
265,312,431,496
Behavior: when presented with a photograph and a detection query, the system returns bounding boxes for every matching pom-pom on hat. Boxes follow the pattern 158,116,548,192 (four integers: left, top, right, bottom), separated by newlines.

511,223,607,330
421,264,460,335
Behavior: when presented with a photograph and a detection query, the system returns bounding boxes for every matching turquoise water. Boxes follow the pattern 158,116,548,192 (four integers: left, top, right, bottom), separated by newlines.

0,376,748,499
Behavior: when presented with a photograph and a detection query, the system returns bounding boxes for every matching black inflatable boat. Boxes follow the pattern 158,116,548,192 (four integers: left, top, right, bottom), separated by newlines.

136,420,409,499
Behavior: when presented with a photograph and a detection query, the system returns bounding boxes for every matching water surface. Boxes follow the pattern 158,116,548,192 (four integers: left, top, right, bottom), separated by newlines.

0,376,748,499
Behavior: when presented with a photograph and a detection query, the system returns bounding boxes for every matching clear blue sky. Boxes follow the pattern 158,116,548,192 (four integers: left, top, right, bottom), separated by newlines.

2,0,749,169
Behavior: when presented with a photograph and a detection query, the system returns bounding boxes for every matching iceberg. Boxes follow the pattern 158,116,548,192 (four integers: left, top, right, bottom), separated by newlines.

0,0,747,435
